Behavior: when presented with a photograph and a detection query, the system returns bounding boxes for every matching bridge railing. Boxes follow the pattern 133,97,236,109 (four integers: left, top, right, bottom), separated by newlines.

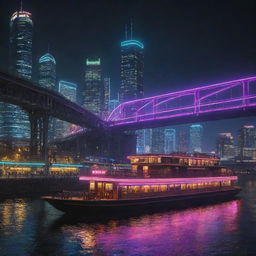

107,77,256,126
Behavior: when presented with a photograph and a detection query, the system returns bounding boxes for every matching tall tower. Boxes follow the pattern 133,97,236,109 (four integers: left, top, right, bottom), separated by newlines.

164,129,176,154
0,7,33,145
120,32,144,102
83,58,103,116
189,124,203,153
216,133,235,159
237,125,256,158
120,25,145,153
102,77,111,119
38,53,57,140
38,53,56,91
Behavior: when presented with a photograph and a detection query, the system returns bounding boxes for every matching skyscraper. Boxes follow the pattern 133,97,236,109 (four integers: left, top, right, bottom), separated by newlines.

237,125,256,158
136,129,152,154
0,8,33,143
38,53,56,91
216,133,235,159
177,128,189,153
83,58,103,116
189,124,203,153
38,53,57,140
120,30,145,153
152,128,165,154
56,81,77,138
164,128,176,154
102,77,110,119
120,39,144,102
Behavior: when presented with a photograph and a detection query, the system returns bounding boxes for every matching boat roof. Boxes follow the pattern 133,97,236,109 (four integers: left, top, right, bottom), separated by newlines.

127,153,219,160
79,176,237,186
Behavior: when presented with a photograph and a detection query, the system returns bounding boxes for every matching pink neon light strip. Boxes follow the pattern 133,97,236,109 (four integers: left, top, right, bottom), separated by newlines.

79,176,237,185
109,97,256,126
107,77,256,125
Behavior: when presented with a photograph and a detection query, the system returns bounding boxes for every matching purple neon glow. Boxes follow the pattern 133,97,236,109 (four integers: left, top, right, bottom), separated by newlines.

79,176,237,185
107,77,256,126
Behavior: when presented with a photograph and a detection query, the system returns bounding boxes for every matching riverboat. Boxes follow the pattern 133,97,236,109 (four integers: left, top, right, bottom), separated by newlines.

42,153,241,214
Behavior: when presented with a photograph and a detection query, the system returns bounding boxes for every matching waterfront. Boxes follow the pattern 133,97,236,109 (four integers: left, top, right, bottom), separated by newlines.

0,175,254,256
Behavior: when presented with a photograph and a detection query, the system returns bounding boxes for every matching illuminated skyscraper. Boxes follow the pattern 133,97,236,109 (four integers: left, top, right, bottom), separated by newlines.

120,39,144,103
83,58,103,116
102,77,111,119
189,124,203,153
120,30,144,152
136,129,152,154
164,129,176,154
38,53,57,140
152,128,165,154
177,128,189,153
38,53,56,90
0,8,33,143
56,81,77,138
216,133,235,159
237,125,256,158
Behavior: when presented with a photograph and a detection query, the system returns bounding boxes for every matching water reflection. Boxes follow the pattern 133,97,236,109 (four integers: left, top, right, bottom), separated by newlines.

1,199,27,234
1,175,256,256
60,200,241,256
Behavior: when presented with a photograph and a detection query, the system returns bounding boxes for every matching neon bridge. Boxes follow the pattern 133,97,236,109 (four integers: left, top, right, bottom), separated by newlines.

108,77,256,130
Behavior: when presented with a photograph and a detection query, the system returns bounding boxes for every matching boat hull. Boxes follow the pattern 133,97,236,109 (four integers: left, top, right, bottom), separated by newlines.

43,188,241,215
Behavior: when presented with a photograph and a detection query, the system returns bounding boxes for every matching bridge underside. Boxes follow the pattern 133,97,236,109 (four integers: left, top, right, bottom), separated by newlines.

52,130,136,161
110,107,256,131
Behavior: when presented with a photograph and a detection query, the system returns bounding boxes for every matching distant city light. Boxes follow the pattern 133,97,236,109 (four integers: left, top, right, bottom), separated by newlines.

121,40,144,49
39,53,56,64
86,58,101,66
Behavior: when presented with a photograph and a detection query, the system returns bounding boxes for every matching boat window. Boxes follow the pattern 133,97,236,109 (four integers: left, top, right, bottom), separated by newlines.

159,185,167,192
121,186,127,194
131,165,137,171
141,185,150,192
222,180,231,186
181,184,186,190
151,185,159,192
97,182,102,189
89,181,95,190
143,166,149,171
105,183,113,191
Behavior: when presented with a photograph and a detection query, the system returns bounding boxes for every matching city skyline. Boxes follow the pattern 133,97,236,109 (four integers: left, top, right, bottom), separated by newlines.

1,1,256,151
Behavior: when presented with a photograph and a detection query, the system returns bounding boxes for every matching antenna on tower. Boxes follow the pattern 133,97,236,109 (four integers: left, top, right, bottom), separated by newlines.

130,19,133,39
20,0,23,11
125,24,128,40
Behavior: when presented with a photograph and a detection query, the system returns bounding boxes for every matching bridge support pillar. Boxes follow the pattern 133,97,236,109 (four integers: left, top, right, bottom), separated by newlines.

29,111,49,163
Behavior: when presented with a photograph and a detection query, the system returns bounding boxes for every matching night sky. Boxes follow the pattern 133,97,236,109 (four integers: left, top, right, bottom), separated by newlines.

1,0,256,151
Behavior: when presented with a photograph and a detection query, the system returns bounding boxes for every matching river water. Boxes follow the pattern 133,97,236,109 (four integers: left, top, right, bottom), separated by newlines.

0,175,256,256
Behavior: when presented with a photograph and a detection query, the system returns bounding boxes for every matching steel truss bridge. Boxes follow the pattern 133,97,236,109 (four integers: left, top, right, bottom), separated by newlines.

0,71,105,160
108,77,256,130
1,70,256,159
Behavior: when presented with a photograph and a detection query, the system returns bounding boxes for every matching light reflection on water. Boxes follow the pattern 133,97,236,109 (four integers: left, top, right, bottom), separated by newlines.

0,175,256,256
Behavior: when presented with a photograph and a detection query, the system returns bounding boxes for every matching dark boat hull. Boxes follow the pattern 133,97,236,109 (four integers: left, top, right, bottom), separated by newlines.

44,188,241,215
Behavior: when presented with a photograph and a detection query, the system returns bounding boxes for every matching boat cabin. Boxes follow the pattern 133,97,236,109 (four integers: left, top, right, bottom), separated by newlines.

80,176,238,200
127,154,232,178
